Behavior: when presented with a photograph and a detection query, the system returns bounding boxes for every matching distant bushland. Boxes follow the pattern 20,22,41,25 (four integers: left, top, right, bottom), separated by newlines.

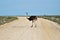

0,16,18,25
38,16,60,24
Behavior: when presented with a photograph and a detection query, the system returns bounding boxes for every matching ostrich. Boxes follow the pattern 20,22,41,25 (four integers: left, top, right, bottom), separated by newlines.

26,12,37,27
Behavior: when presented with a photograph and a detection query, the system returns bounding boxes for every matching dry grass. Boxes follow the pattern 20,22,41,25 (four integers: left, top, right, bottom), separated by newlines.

38,16,60,24
0,16,17,25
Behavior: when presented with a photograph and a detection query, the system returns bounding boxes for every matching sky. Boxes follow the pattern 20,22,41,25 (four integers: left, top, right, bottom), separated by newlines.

0,0,60,16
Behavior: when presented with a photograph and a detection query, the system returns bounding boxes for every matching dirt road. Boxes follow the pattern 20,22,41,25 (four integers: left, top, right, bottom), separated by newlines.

0,17,60,40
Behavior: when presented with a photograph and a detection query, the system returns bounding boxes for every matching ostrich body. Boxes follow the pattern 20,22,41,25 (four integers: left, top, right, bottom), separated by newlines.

27,16,37,21
27,16,37,27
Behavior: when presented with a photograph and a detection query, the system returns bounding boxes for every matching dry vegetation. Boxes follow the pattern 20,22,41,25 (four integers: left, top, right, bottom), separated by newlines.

0,16,17,25
38,16,60,24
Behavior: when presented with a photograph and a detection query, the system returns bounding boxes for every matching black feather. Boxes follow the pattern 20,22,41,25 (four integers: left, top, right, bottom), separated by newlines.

27,16,37,21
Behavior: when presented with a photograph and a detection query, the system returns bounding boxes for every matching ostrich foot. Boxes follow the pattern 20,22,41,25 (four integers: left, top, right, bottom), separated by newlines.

31,25,33,28
35,25,37,28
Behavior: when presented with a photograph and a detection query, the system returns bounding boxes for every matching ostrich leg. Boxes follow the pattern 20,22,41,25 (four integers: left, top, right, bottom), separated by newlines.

31,20,34,27
35,23,37,27
31,20,37,28
34,21,37,27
